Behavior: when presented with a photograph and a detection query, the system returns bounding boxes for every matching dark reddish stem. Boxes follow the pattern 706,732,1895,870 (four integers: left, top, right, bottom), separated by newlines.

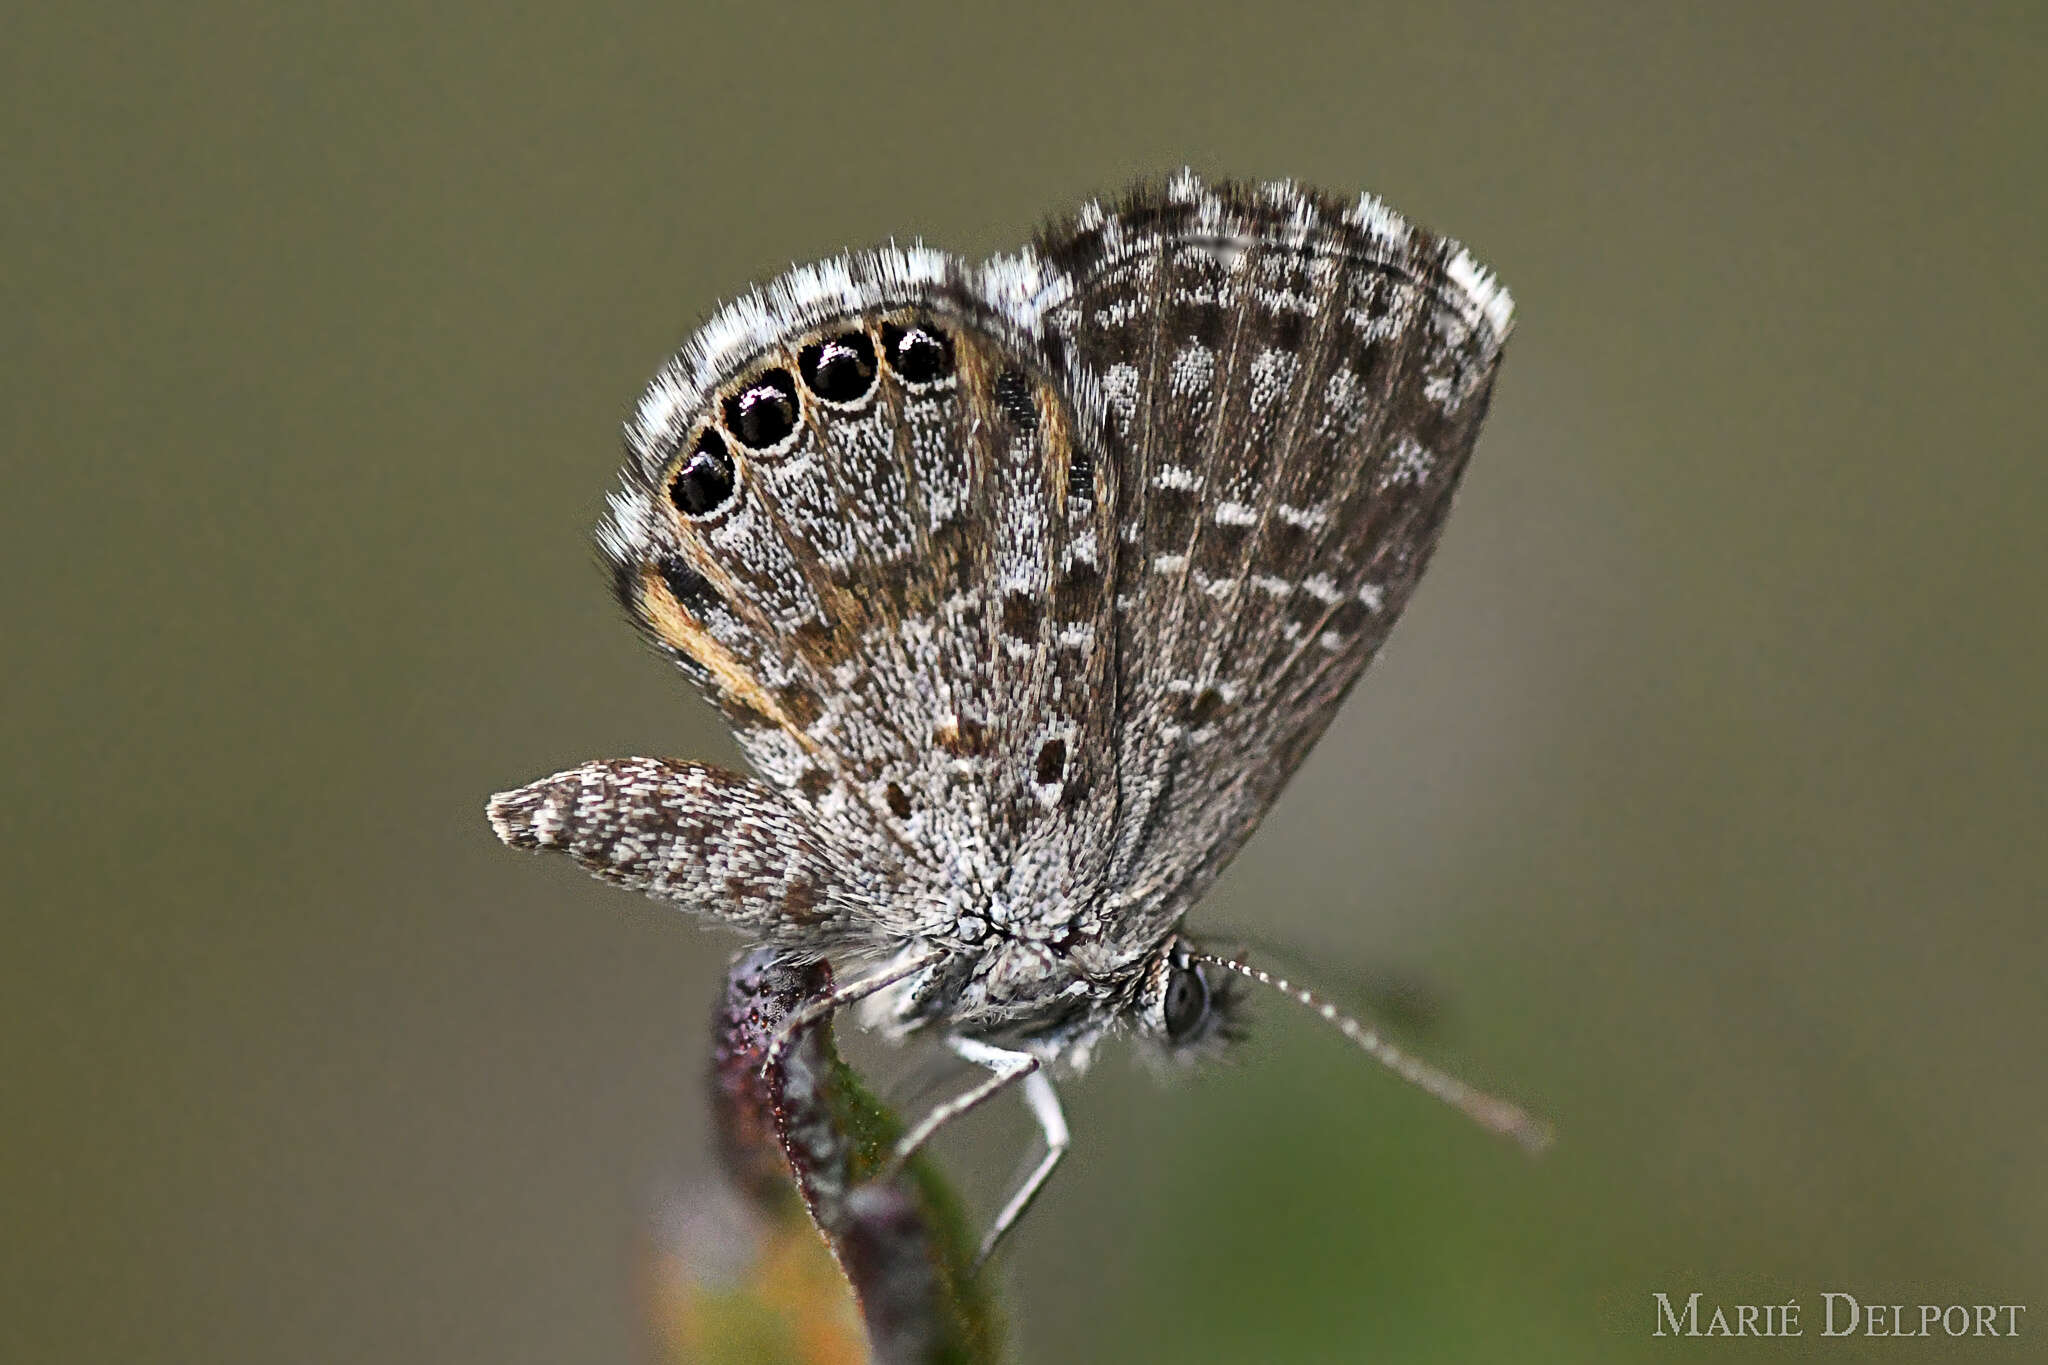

709,949,999,1365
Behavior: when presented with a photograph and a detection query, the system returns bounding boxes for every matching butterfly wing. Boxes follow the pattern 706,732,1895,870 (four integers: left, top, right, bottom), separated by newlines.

487,758,880,949
1015,173,1513,942
598,250,1125,943
539,173,1506,965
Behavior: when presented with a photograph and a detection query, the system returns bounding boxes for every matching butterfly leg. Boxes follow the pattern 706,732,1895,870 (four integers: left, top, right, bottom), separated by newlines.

761,950,943,1077
884,1037,1040,1175
973,1068,1069,1267
882,1037,1071,1265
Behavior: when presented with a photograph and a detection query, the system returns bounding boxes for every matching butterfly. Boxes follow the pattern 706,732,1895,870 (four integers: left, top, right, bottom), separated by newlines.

488,170,1544,1262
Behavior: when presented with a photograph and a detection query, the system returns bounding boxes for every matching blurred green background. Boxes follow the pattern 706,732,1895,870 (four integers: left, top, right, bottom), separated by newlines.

6,2,2043,1361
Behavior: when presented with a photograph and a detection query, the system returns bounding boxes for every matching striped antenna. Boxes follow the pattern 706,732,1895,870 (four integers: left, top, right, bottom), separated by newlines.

1194,952,1553,1154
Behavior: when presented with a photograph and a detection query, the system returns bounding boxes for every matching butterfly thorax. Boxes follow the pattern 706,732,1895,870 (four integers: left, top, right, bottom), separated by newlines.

785,813,1173,1050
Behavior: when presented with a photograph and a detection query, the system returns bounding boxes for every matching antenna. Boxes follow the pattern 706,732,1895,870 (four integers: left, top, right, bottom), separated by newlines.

1193,951,1554,1154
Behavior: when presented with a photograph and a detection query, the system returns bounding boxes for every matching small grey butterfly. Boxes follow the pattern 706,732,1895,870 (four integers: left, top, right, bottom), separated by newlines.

489,170,1545,1262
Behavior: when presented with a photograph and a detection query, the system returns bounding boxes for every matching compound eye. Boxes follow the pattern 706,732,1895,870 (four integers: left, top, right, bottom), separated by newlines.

1162,962,1211,1043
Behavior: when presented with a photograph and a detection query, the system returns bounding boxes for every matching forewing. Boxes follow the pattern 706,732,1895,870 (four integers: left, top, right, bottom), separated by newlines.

1020,173,1512,937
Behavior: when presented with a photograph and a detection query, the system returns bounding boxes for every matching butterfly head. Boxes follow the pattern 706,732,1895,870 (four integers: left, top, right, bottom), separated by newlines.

1137,935,1246,1062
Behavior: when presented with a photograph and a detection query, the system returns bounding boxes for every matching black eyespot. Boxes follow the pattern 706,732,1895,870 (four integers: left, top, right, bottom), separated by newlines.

722,369,800,449
798,331,878,404
992,367,1037,431
881,321,953,384
1162,962,1210,1043
657,554,721,616
668,431,736,517
1065,446,1094,502
884,782,912,820
1034,738,1066,787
